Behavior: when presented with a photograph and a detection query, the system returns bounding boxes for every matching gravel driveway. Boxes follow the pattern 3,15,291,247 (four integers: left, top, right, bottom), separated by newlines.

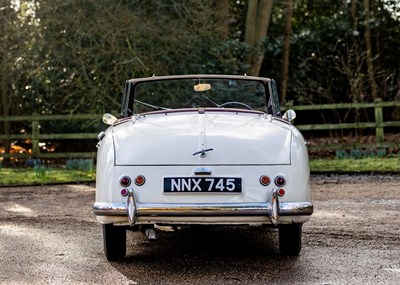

0,174,399,285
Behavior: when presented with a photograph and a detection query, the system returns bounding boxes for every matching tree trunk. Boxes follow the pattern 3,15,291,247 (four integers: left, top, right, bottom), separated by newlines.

350,0,363,102
363,0,379,99
351,0,357,31
1,6,12,166
244,0,274,76
214,0,230,39
280,0,293,105
1,66,12,166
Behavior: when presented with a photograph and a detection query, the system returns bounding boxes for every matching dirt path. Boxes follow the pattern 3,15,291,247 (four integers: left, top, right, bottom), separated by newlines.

0,175,399,284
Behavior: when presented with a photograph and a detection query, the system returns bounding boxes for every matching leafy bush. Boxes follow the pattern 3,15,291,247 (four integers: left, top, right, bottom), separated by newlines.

34,165,47,178
335,148,387,159
65,159,94,171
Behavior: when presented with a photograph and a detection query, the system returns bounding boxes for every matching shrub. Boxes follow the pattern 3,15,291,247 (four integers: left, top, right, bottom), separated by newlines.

65,159,94,171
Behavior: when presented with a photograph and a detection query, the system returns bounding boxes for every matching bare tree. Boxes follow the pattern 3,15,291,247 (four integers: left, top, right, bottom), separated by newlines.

214,0,231,39
245,0,274,76
363,0,379,99
280,0,293,105
1,2,18,165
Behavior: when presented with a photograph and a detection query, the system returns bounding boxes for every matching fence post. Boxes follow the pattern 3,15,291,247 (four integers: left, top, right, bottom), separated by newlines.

31,114,40,158
374,98,384,143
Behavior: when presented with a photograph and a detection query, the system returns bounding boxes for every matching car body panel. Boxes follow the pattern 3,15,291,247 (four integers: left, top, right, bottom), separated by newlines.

94,75,312,228
113,111,291,166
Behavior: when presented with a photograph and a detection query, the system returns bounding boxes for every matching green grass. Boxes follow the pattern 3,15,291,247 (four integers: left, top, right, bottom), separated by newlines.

310,157,400,173
0,157,398,186
0,167,95,186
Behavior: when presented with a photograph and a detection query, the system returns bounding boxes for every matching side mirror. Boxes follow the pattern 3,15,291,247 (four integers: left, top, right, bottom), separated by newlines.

102,113,118,125
282,109,296,123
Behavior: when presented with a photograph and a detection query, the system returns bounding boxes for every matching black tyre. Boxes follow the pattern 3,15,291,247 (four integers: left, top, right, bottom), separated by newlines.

278,223,303,256
103,224,127,261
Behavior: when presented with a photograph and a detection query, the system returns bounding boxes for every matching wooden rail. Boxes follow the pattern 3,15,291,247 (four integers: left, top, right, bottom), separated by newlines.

0,114,102,159
1,100,399,159
283,99,400,150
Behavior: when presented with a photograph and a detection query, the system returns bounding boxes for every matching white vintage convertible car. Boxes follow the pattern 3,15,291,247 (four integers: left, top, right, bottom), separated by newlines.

93,74,313,261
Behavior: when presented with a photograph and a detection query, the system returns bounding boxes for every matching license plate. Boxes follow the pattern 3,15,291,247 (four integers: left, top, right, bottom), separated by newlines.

164,177,242,193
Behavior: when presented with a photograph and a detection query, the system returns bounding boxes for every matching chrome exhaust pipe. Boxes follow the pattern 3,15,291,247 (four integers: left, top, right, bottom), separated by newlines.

145,228,157,240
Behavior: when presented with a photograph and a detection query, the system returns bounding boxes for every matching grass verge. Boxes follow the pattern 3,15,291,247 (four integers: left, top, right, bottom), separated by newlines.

0,168,95,186
310,157,400,173
0,157,398,186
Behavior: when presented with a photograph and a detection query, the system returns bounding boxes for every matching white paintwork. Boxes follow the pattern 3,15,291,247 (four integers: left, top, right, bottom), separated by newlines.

113,111,292,166
95,109,311,224
94,76,312,227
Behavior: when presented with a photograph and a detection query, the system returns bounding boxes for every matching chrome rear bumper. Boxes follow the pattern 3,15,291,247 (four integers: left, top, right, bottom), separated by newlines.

94,189,313,226
93,201,313,216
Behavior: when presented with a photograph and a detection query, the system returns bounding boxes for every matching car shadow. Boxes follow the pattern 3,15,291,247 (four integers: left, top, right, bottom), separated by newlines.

111,226,303,284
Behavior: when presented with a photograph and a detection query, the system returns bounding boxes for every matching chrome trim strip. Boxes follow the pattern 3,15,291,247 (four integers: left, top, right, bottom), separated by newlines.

93,202,313,217
193,167,212,175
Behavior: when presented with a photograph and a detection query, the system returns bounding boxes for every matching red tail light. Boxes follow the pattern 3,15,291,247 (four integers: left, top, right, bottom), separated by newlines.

135,175,146,186
259,175,271,186
277,188,285,197
120,176,131,187
120,188,129,197
274,176,286,187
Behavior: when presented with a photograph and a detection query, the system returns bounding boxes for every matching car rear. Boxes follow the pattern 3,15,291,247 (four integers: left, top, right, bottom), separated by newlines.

94,110,312,226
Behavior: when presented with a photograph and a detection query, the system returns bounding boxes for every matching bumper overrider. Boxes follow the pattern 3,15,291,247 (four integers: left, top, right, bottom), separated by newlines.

93,189,313,226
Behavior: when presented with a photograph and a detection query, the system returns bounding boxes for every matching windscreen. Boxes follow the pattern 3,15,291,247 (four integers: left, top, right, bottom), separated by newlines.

132,78,267,114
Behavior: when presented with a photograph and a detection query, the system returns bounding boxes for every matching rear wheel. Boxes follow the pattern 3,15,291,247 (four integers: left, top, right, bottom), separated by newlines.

279,223,303,256
103,224,126,261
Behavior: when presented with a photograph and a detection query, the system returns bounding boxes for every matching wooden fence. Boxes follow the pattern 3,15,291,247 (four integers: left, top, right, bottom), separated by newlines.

284,99,400,150
0,113,100,159
0,100,399,160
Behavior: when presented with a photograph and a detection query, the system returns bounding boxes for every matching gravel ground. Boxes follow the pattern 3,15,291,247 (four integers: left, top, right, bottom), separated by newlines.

0,174,399,285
